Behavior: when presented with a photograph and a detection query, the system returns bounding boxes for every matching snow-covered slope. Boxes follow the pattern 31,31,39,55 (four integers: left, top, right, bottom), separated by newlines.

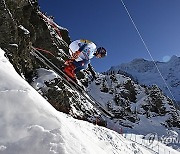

107,56,180,103
87,71,180,152
2,49,177,154
88,72,180,129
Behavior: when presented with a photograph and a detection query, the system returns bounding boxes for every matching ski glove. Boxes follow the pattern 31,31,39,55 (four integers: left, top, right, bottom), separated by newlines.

70,43,87,60
64,59,74,65
72,50,81,59
65,50,81,65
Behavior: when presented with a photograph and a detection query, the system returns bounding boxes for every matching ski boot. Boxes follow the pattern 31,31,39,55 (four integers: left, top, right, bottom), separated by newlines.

63,61,77,83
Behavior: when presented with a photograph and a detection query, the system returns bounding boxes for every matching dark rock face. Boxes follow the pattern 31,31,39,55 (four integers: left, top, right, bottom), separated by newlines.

0,0,105,126
0,0,71,79
0,0,17,46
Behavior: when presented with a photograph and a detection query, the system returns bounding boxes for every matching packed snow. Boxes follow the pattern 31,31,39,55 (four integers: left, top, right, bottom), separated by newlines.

0,48,179,154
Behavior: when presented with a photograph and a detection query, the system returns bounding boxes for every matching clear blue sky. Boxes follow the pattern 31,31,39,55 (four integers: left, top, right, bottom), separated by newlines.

38,0,180,72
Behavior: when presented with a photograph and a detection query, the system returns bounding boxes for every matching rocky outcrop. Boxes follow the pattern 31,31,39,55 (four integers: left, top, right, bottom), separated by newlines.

0,0,106,125
0,0,71,80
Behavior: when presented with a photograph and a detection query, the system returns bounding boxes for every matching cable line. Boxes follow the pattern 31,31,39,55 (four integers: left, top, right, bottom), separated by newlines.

120,0,179,109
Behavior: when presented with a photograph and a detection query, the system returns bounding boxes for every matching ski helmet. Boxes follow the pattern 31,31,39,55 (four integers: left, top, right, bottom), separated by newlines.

96,47,107,58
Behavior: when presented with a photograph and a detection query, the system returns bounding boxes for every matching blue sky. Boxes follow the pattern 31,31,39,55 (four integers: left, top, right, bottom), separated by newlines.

38,0,180,72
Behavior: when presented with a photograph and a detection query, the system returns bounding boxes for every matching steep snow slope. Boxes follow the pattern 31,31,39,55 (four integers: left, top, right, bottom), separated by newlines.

107,56,180,102
1,49,175,154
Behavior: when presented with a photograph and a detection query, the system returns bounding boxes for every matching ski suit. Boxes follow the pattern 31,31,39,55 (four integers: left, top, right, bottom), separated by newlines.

69,39,97,73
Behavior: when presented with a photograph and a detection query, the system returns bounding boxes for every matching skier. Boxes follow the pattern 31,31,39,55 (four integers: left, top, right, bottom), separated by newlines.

64,39,107,81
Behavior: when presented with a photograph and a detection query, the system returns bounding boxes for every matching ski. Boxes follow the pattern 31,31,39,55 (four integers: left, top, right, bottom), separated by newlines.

30,46,115,118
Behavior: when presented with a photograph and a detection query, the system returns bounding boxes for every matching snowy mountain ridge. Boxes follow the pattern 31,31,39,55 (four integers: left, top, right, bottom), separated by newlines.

88,72,180,129
107,55,180,103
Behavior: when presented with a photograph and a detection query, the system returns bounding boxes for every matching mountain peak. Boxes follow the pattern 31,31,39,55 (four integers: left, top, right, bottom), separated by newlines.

169,55,179,62
107,55,180,102
131,58,147,63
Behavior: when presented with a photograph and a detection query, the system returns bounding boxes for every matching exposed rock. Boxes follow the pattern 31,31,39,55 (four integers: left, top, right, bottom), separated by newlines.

0,0,105,126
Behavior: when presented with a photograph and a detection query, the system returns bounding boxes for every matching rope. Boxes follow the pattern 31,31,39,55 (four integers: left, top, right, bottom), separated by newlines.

120,0,180,109
34,47,55,57
38,11,74,56
38,11,62,38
